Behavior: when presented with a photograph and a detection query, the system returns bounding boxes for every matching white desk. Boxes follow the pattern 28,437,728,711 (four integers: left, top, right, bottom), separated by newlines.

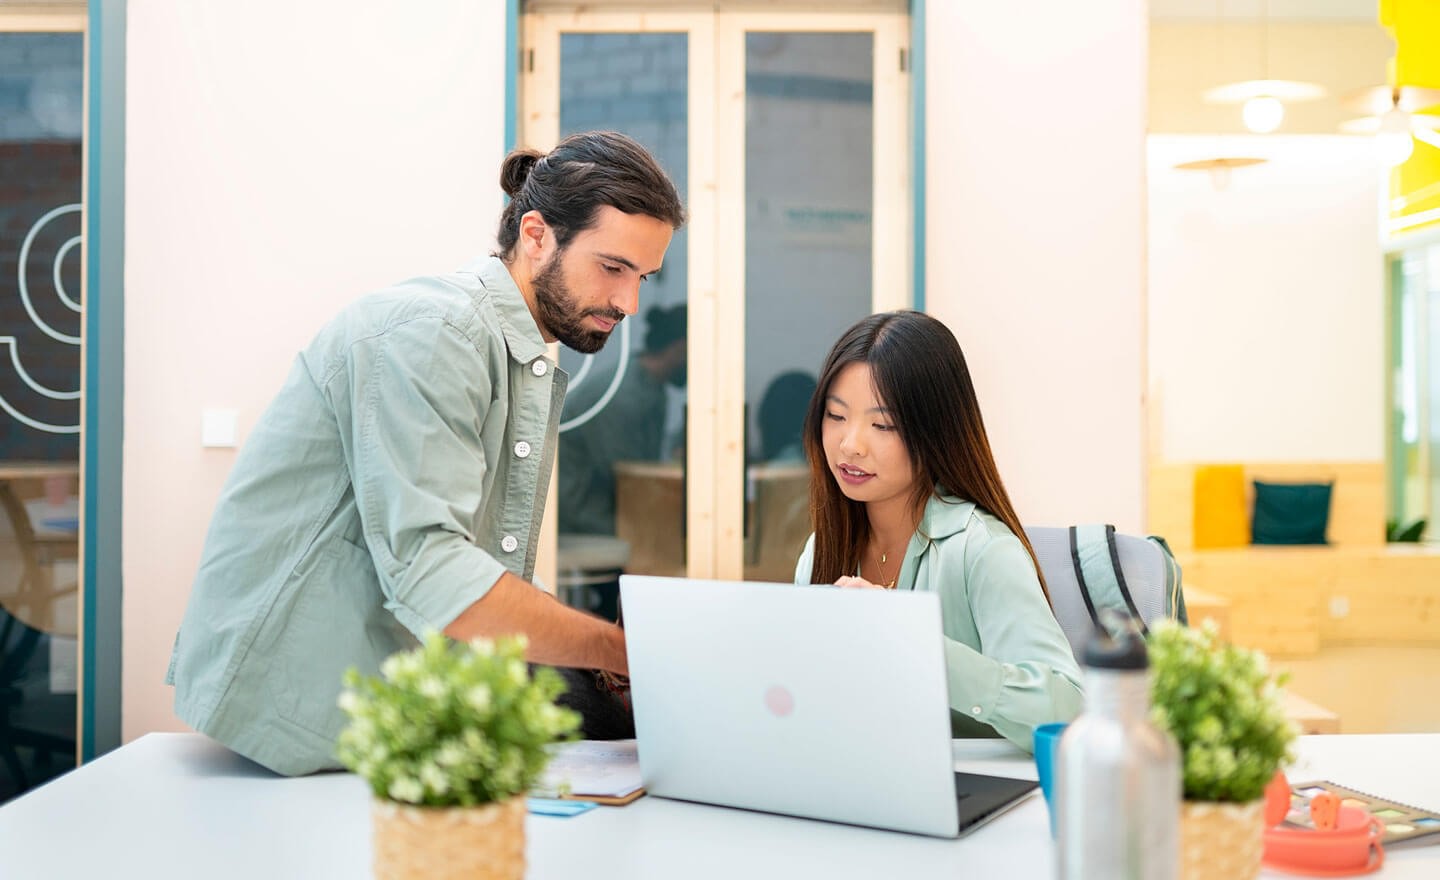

1,733,1436,879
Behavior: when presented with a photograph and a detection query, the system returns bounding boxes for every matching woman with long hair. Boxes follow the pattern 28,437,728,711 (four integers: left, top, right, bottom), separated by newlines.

794,310,1082,751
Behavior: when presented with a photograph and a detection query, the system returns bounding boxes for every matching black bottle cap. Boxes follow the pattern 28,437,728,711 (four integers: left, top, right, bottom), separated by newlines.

1082,624,1148,670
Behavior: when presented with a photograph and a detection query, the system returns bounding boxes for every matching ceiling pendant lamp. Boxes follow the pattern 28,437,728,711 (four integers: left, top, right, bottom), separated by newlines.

1174,0,1269,190
1173,156,1268,191
1339,85,1440,168
1200,0,1325,134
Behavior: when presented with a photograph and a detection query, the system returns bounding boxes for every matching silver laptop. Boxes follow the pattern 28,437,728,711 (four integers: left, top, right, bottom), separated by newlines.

619,575,1037,838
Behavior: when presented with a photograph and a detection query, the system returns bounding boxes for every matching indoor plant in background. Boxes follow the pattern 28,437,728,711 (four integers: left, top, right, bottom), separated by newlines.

337,632,580,880
1148,620,1297,880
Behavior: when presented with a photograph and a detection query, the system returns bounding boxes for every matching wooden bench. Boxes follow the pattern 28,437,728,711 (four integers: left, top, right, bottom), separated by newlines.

1282,691,1342,735
1184,586,1231,640
1149,461,1440,657
1174,588,1339,732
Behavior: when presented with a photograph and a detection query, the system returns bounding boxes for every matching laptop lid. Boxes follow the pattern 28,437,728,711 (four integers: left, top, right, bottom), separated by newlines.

621,575,976,838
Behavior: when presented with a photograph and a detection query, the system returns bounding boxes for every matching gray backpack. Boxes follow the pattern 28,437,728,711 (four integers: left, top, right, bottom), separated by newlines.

1025,525,1187,661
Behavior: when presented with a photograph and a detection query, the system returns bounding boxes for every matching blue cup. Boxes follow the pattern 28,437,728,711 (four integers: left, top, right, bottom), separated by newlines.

1033,722,1067,838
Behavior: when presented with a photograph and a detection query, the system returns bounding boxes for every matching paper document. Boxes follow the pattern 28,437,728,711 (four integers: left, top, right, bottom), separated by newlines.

534,739,644,804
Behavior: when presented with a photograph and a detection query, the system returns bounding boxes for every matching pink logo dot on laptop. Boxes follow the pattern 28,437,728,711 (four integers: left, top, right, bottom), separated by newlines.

764,685,795,717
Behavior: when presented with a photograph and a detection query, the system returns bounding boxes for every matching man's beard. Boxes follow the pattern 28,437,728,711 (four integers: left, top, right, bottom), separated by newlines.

532,252,624,354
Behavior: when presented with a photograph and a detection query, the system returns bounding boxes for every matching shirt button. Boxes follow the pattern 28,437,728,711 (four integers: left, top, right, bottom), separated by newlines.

971,705,983,716
501,535,519,553
531,359,548,377
514,440,532,459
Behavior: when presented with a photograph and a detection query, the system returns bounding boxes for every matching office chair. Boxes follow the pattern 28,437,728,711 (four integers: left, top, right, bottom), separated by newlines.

0,483,78,794
743,463,811,583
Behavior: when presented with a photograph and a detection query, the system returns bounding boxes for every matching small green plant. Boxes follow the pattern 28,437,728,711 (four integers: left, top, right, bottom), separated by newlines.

1148,620,1297,803
336,632,580,807
1386,517,1427,543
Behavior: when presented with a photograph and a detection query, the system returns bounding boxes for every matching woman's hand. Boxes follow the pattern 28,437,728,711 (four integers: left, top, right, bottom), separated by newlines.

833,575,885,590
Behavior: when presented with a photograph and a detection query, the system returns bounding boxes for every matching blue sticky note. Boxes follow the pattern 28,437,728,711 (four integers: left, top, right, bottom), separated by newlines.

527,797,597,817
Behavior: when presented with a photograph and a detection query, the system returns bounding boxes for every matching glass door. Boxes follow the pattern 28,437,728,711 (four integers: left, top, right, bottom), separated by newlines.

0,6,85,801
523,2,909,591
1387,241,1440,546
726,15,910,581
524,9,711,613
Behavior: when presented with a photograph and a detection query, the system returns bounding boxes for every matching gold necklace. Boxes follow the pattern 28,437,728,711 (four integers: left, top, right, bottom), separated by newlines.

874,549,899,589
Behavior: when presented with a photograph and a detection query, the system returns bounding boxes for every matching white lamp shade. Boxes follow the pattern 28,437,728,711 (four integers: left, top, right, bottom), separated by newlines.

1242,96,1285,134
1377,108,1416,166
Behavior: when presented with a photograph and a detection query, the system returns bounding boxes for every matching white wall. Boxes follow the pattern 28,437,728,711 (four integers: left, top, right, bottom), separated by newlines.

123,0,508,740
1148,135,1384,462
925,1,1149,531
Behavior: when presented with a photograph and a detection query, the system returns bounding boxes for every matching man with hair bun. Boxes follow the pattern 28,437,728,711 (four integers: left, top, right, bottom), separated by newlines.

168,131,685,775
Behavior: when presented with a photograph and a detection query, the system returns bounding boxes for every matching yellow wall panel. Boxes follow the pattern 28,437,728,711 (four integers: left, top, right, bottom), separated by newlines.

1381,0,1440,89
1382,0,1440,238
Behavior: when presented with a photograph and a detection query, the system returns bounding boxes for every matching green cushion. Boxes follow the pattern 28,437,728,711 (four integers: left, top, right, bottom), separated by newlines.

1251,481,1332,545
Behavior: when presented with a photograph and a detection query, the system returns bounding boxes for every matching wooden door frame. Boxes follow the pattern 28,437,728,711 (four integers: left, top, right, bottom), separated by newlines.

521,5,910,586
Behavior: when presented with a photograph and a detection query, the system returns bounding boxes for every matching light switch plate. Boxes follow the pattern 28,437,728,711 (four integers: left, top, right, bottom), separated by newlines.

201,408,239,448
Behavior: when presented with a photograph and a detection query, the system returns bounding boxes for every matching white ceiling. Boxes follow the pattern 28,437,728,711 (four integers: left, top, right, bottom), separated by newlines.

1151,0,1376,22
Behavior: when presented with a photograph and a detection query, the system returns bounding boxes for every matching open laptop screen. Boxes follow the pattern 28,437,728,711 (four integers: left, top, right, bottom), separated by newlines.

620,575,1035,838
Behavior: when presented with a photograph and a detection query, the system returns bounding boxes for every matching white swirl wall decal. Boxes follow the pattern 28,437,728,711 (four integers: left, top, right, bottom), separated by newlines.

559,318,631,433
1,336,79,400
0,388,80,434
52,234,83,311
17,203,82,344
3,202,83,435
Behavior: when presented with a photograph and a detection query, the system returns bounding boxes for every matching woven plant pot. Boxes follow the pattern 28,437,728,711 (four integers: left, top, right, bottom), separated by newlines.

1180,798,1265,880
371,795,525,880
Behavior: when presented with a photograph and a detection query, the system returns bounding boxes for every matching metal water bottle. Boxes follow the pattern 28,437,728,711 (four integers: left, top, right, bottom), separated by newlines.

1056,625,1180,880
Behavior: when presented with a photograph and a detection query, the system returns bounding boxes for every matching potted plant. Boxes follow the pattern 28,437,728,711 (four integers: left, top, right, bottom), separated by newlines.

337,632,581,880
1148,620,1298,880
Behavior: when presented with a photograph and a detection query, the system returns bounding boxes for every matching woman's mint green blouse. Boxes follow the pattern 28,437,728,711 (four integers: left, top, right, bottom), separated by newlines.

794,495,1084,752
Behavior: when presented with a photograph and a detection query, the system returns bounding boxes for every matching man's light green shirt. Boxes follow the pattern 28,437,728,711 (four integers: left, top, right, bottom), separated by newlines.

168,256,566,775
794,496,1084,753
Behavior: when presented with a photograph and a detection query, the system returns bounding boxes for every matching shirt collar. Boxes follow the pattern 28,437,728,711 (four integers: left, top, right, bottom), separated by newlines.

468,255,550,365
917,494,978,540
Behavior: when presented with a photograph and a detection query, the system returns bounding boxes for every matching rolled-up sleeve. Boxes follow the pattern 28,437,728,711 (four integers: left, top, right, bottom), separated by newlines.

326,316,509,637
942,535,1084,752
